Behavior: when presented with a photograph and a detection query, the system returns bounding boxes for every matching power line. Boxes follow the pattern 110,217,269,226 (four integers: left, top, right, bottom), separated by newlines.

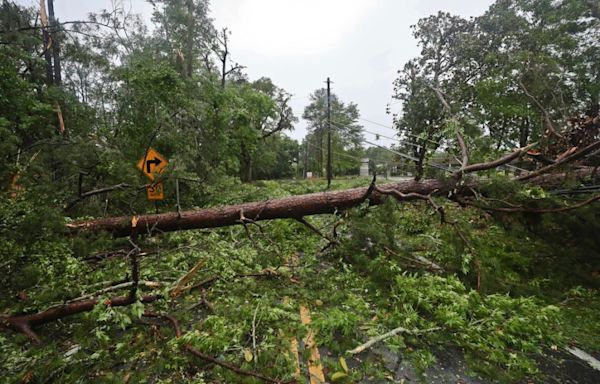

363,140,454,173
305,141,363,162
329,120,424,154
328,119,423,151
358,117,440,145
361,129,424,151
327,120,454,173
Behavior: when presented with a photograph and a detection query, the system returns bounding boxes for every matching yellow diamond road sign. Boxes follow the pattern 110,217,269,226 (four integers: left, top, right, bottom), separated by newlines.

137,148,168,181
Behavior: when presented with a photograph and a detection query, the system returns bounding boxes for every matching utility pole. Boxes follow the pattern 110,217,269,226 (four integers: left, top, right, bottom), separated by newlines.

326,77,332,188
304,138,308,178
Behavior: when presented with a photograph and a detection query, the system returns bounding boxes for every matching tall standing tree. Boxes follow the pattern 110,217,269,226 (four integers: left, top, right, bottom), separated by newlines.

149,0,213,77
391,12,471,180
303,89,363,176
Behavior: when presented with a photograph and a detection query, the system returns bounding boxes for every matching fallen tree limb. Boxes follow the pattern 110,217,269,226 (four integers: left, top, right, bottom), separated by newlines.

460,144,535,174
456,194,600,213
347,325,441,355
0,269,281,343
0,294,161,343
517,140,600,181
65,182,131,211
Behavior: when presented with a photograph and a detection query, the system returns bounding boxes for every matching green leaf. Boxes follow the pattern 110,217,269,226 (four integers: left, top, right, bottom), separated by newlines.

339,356,349,373
331,371,348,381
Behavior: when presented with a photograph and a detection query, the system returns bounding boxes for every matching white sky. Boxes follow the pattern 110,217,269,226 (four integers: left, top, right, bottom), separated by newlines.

17,0,495,147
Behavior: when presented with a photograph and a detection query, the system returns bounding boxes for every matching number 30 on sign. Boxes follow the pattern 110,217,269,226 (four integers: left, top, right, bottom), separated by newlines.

146,182,164,201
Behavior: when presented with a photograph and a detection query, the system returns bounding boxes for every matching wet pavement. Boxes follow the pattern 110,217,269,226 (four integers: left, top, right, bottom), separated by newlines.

346,345,600,383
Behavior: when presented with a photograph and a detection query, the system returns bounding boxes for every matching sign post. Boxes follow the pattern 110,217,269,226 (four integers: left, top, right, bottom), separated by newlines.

137,148,168,201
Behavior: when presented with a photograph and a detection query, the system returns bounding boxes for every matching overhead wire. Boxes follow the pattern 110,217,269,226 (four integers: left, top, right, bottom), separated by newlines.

328,118,424,150
305,141,364,162
357,117,440,145
327,120,454,173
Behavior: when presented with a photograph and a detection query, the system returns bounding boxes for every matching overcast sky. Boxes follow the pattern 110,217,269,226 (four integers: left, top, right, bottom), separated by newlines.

17,0,495,146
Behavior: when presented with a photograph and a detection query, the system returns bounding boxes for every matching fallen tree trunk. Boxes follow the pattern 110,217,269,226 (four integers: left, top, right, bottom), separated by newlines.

68,178,466,237
67,168,596,238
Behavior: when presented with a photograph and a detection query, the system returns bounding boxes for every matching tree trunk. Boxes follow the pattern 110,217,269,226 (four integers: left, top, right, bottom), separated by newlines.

414,144,426,181
42,29,53,85
66,168,594,238
240,142,253,183
47,0,61,85
519,117,530,148
185,0,194,77
68,179,467,237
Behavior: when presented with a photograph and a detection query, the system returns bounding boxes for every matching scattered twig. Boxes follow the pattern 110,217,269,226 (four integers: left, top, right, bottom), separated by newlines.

295,217,327,239
383,246,444,273
183,276,221,293
143,312,291,384
347,325,440,355
65,281,162,303
82,249,158,263
252,303,260,365
128,231,141,301
171,258,207,298
200,289,214,312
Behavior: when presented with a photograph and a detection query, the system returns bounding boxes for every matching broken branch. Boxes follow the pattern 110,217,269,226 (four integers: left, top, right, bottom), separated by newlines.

347,325,441,355
517,140,600,181
1,294,161,343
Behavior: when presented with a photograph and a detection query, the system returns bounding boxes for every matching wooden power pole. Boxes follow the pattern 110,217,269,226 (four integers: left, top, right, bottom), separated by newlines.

326,77,332,188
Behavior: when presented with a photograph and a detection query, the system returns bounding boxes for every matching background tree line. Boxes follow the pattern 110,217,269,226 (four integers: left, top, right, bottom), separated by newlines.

391,0,599,179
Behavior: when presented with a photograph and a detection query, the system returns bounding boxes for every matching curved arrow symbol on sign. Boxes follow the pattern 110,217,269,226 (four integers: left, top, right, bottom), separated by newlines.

146,157,163,173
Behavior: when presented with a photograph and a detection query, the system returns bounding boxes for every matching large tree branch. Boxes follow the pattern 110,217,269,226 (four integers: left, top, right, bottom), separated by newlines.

517,140,600,181
461,144,535,174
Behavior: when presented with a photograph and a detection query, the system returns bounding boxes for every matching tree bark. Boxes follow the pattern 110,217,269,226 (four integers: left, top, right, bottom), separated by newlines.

239,142,253,183
68,179,464,237
66,167,595,239
47,0,61,85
